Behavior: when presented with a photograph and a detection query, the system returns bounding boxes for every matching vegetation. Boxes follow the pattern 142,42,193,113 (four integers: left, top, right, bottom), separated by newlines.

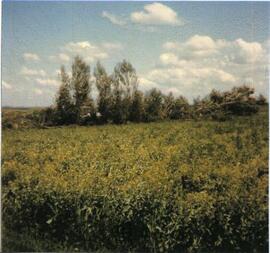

2,55,268,252
34,56,266,127
2,107,268,252
2,108,43,129
2,56,267,130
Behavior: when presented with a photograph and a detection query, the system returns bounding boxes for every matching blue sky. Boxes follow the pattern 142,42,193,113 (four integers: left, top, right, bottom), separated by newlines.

2,1,269,107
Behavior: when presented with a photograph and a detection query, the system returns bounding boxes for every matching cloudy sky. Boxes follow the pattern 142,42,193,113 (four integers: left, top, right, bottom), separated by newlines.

2,1,269,107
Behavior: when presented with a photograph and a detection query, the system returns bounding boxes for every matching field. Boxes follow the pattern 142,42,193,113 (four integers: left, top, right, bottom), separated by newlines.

2,109,268,252
2,108,43,129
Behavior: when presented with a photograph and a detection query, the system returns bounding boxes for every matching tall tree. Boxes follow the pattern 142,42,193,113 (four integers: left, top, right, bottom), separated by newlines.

113,60,138,98
129,90,145,122
162,92,175,119
55,66,75,124
71,56,92,119
170,95,190,119
112,60,138,123
94,61,112,123
144,88,164,122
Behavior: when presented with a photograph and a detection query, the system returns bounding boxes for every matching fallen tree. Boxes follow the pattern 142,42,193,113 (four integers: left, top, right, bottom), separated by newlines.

194,86,260,120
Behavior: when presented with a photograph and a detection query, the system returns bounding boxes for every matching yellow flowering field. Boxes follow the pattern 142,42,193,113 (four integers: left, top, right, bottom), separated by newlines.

2,110,268,252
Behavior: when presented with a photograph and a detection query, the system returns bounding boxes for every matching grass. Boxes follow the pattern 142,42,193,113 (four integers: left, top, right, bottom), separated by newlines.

2,109,268,252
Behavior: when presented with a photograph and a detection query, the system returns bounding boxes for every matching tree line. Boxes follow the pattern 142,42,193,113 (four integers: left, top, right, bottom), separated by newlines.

40,56,267,126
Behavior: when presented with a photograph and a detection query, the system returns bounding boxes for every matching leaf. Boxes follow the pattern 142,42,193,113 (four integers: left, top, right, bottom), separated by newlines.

46,218,53,224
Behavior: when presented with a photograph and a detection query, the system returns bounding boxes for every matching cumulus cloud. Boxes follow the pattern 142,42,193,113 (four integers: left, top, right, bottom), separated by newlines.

102,11,126,26
55,69,72,77
63,41,96,52
101,42,123,50
59,40,122,63
140,35,268,100
21,66,46,77
185,35,219,50
131,3,183,26
159,53,180,66
64,42,107,62
139,77,159,91
23,53,40,61
2,81,12,90
163,35,265,64
36,78,59,87
34,88,43,95
49,53,70,62
230,39,264,64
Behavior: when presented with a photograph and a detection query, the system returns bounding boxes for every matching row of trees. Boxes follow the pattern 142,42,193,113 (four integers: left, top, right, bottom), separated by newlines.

41,56,267,126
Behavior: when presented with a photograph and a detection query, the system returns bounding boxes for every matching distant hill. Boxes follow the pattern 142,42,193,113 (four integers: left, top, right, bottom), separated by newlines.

2,106,45,111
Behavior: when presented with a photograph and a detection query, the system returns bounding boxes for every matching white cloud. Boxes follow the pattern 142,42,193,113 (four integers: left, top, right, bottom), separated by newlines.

141,66,237,100
102,11,126,26
160,53,180,66
36,78,59,87
58,53,70,62
163,41,180,50
62,41,108,62
185,35,218,50
163,35,265,64
140,35,268,100
131,3,183,26
231,39,264,64
23,53,40,61
139,77,158,91
55,69,61,76
63,41,94,52
163,35,223,60
55,69,71,77
2,81,12,90
49,53,70,62
48,55,56,61
101,42,123,50
21,66,46,77
60,40,122,63
34,88,43,95
148,67,235,85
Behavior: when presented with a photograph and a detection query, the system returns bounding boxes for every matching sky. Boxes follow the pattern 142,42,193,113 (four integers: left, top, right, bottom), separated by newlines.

2,1,270,107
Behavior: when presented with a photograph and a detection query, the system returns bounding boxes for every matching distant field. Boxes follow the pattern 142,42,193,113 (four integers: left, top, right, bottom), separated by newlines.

2,109,268,252
2,107,43,129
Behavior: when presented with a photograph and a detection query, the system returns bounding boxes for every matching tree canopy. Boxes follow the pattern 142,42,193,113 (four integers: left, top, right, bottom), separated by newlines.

42,55,266,126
